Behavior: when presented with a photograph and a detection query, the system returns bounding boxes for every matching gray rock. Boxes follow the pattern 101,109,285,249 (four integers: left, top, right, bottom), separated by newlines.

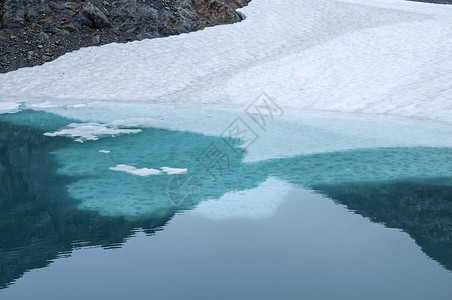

1,0,26,28
91,34,101,45
37,32,49,40
79,2,113,29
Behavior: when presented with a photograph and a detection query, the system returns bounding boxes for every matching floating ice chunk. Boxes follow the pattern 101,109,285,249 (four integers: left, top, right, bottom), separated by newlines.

109,164,136,173
99,150,110,153
129,167,163,176
44,122,141,142
160,167,188,175
109,164,162,176
0,102,21,114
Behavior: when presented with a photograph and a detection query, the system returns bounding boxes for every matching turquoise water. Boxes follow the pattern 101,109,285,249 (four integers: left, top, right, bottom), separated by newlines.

1,110,452,299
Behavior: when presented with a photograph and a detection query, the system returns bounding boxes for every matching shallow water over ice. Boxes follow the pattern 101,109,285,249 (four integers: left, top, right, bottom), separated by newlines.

1,110,452,298
4,110,452,220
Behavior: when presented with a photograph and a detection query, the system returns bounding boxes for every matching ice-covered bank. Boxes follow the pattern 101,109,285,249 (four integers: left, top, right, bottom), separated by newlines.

1,0,452,128
0,102,21,114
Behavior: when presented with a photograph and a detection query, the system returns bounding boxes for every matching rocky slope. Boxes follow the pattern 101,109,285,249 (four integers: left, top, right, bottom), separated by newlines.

0,0,250,73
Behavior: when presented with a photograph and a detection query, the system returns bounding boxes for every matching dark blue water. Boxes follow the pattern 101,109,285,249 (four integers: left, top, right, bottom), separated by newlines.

1,110,452,299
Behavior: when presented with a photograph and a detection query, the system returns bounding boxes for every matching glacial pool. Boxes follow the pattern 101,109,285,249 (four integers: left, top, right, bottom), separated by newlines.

1,109,452,299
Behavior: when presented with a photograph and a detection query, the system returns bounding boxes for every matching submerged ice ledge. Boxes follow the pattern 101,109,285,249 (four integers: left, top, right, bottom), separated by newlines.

49,116,452,220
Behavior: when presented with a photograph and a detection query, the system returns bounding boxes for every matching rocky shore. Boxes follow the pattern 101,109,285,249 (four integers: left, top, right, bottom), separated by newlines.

0,0,250,73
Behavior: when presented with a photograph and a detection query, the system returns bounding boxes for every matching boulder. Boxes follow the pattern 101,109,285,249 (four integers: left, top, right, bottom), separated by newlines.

79,2,112,29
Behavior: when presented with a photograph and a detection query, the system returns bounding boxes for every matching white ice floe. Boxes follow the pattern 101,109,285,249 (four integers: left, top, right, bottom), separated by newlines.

160,167,188,175
109,164,188,176
43,122,141,142
99,150,110,153
0,102,21,114
109,164,162,176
